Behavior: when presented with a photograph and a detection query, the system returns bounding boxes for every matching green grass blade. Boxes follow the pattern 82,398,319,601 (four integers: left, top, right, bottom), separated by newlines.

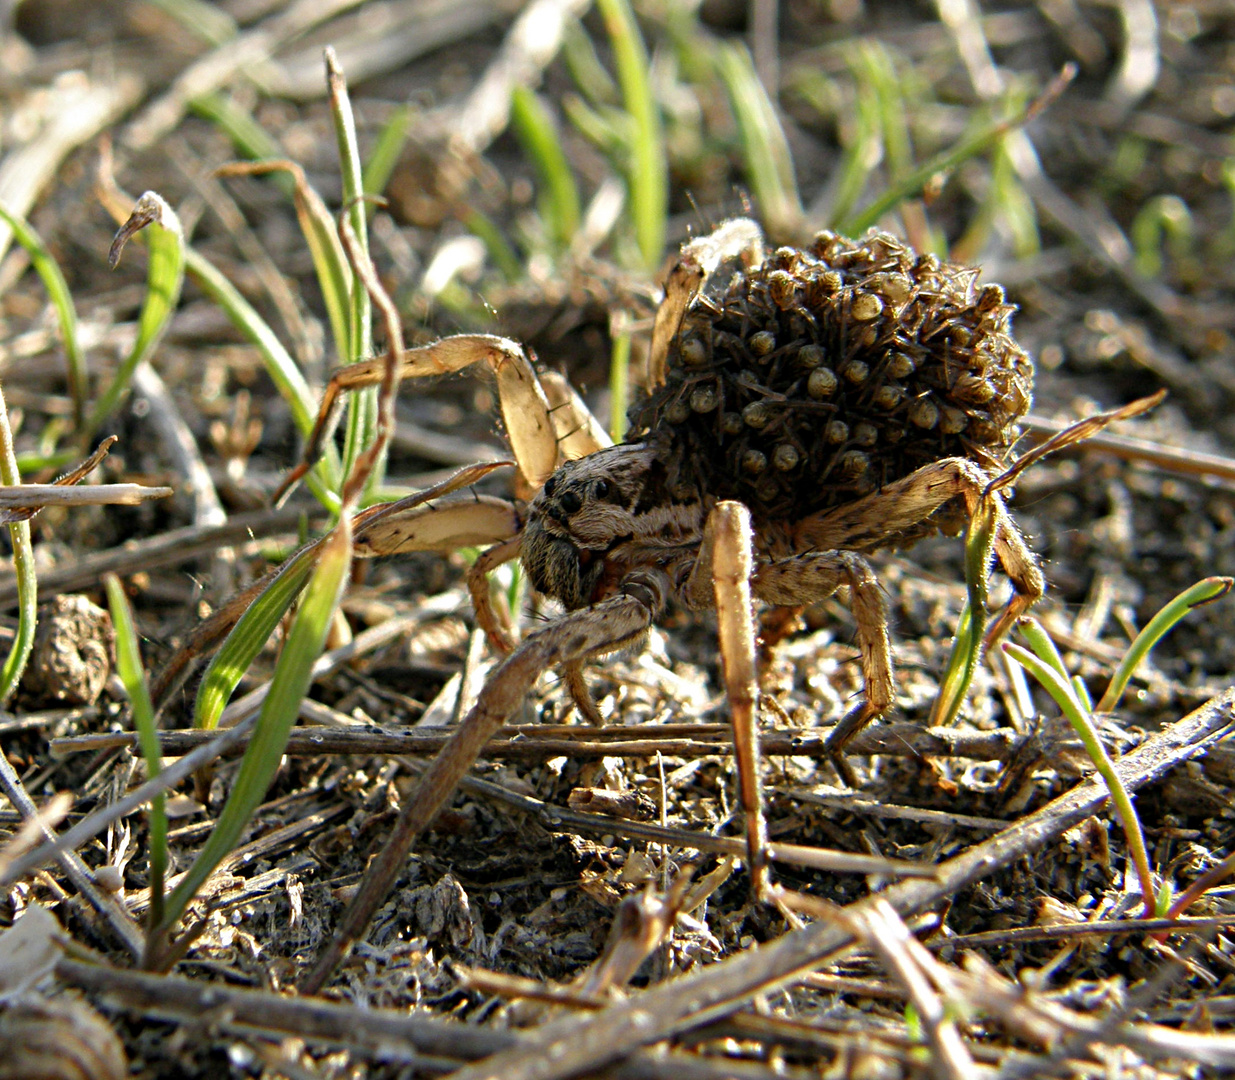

93,193,318,453
190,93,285,168
596,0,665,273
715,41,802,241
1004,639,1087,721
841,91,1026,237
159,518,353,939
930,494,996,726
563,18,619,108
1017,616,1071,682
16,449,76,474
562,96,631,168
990,141,1039,256
327,50,371,360
327,50,376,497
1095,576,1233,714
1005,640,1156,916
0,202,86,428
931,600,977,729
1071,673,1094,713
827,50,884,232
0,387,35,705
511,87,582,252
104,573,167,932
89,192,186,435
363,104,413,202
463,210,524,282
217,160,354,375
194,543,321,730
183,248,312,432
952,134,1040,264
865,42,911,181
144,0,236,45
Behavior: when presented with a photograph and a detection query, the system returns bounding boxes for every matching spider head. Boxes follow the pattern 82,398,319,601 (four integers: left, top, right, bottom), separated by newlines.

520,444,661,609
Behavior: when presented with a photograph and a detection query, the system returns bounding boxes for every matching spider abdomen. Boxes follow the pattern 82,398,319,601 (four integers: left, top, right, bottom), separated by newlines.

626,229,1033,536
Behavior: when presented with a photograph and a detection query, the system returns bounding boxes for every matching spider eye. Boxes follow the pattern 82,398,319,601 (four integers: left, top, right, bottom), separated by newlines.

594,479,610,499
543,476,556,496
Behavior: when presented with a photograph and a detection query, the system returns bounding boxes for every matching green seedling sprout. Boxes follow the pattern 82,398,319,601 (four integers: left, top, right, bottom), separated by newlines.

1004,573,1232,920
0,385,35,704
1131,194,1194,280
1005,625,1158,919
0,202,86,429
104,573,168,944
1096,576,1231,713
88,192,186,437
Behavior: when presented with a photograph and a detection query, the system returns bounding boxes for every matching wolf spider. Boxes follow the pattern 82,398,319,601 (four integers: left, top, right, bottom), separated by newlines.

267,218,1072,988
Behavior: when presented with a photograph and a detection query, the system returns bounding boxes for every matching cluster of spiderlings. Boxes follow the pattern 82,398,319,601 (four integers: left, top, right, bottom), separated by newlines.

626,228,1033,530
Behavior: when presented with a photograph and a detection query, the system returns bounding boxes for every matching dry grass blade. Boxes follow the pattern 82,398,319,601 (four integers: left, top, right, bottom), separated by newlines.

991,390,1167,494
0,732,145,958
57,957,817,1079
0,507,311,610
0,713,259,891
1022,413,1235,484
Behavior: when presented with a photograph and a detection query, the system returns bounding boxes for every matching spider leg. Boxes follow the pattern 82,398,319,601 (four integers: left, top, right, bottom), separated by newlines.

539,370,613,460
791,456,1045,652
562,659,606,725
649,218,765,388
303,572,669,993
467,536,524,655
274,334,558,505
753,550,894,755
684,501,768,897
351,492,525,654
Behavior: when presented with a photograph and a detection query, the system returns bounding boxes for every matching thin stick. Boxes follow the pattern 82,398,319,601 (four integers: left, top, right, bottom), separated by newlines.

51,722,1028,764
0,483,173,507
